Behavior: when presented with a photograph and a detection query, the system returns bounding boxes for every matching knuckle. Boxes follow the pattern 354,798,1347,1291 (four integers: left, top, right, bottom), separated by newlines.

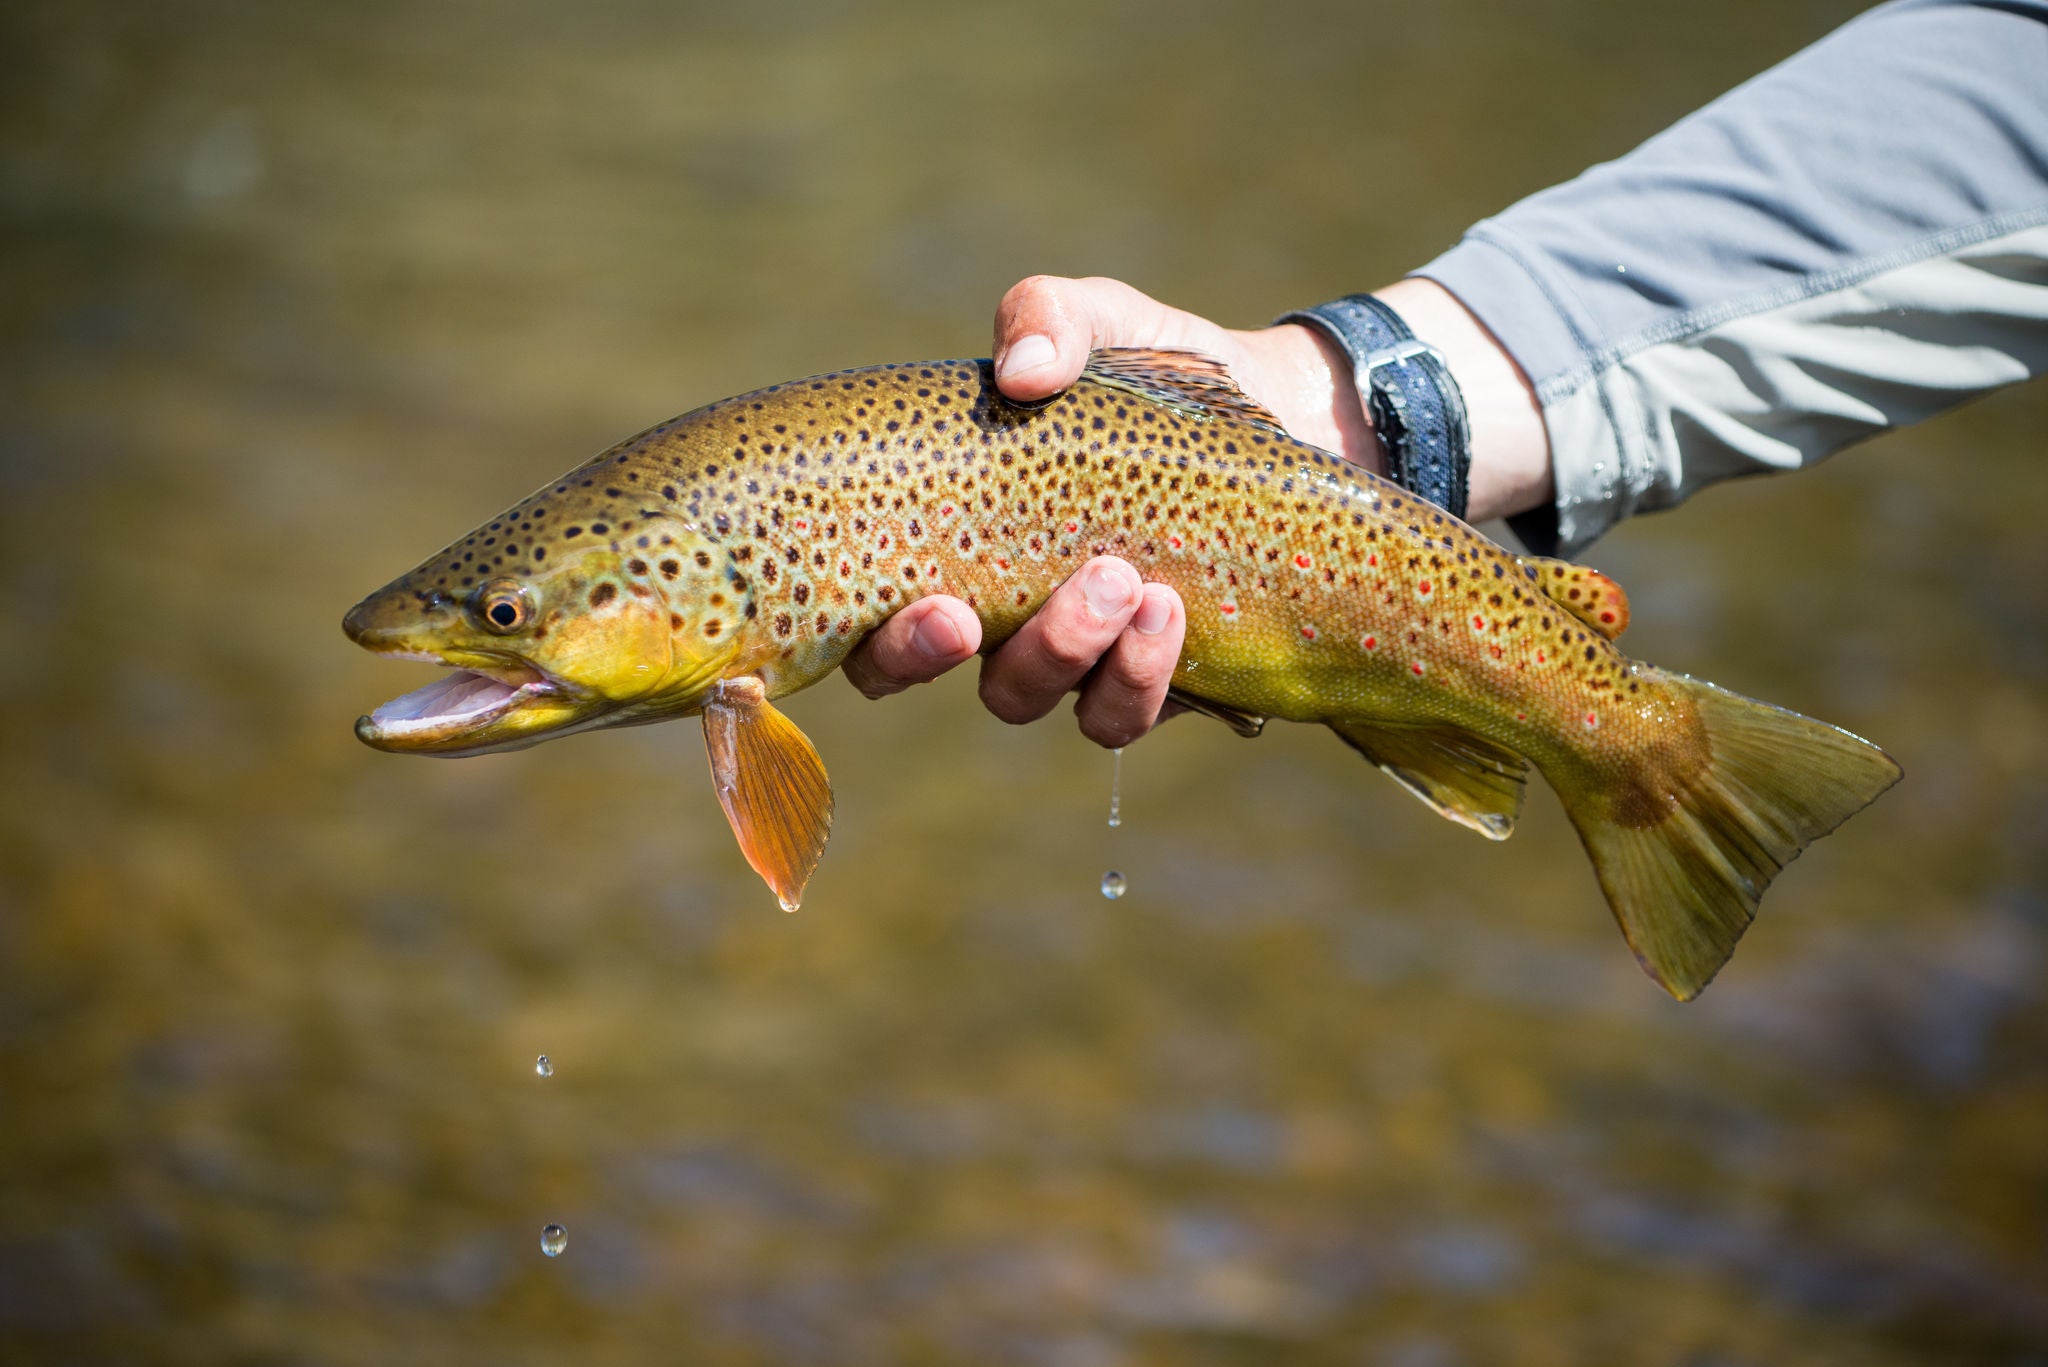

1105,648,1164,694
1000,275,1060,316
845,662,901,699
1039,629,1102,672
977,674,1038,726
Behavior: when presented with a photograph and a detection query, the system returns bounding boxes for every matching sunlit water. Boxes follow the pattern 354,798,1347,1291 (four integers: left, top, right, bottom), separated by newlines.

2,1,2045,1363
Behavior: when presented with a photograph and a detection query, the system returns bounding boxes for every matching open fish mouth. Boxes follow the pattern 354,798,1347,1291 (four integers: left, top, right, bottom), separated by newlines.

354,654,574,753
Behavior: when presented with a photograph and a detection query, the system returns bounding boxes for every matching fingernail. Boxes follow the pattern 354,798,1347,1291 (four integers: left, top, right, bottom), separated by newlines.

913,609,964,658
998,333,1056,379
1082,562,1138,620
1132,589,1172,636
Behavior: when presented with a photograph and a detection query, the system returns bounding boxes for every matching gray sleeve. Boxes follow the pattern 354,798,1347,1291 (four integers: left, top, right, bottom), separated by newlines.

1416,0,2048,557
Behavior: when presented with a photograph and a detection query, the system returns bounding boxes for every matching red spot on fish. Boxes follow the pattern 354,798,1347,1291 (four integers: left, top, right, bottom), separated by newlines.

1600,611,1616,623
1411,661,1426,676
1536,651,1547,664
1516,712,1527,721
1472,616,1485,630
1584,711,1599,729
1362,634,1378,650
1065,521,1078,534
1168,534,1184,550
1220,600,1238,617
1418,580,1433,597
793,519,808,532
1294,553,1312,570
940,503,955,516
1301,625,1317,640
1489,644,1503,659
1368,553,1378,567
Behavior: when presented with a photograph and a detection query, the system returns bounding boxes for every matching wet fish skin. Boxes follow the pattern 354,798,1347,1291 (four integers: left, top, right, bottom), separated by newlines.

345,350,1900,997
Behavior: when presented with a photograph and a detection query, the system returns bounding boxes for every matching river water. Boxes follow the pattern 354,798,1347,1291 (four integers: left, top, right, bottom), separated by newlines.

3,1,2045,1362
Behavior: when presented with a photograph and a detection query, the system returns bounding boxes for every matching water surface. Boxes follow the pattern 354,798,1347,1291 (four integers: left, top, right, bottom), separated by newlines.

3,2,2045,1363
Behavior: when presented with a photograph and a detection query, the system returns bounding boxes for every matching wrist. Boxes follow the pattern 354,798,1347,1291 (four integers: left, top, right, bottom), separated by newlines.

1233,322,1386,478
1371,278,1551,523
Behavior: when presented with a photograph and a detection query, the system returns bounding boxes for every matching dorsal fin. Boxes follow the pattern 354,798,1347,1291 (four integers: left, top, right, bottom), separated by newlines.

1080,348,1289,435
1520,556,1631,639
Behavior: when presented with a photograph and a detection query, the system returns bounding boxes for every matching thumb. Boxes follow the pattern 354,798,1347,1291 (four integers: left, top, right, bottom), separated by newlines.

992,275,1174,402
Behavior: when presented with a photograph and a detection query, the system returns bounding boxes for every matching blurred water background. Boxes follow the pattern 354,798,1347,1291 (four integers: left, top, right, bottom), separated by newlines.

3,2,2045,1363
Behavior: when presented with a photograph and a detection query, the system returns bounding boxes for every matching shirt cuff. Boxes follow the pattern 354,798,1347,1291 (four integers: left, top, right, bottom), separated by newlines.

1414,228,1635,558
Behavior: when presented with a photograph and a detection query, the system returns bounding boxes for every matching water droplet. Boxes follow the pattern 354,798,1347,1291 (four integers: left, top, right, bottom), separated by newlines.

1106,747,1123,828
1100,870,1127,900
777,895,800,913
535,1054,552,1078
540,1223,568,1257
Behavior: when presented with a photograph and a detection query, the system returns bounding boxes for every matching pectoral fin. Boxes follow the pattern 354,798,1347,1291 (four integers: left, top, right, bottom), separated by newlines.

1166,687,1266,738
702,676,834,911
1328,721,1529,839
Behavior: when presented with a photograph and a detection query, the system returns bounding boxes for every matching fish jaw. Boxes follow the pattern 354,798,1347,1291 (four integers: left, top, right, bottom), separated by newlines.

342,578,650,757
350,646,609,756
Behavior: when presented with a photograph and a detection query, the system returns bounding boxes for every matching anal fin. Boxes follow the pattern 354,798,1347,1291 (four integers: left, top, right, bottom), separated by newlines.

1166,686,1266,738
1329,721,1529,839
703,676,834,911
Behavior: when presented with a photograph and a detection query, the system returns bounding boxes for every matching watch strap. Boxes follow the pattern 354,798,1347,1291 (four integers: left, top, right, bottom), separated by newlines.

1277,293,1472,520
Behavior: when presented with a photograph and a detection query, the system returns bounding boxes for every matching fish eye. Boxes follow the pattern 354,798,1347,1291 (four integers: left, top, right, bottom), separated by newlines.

472,579,532,634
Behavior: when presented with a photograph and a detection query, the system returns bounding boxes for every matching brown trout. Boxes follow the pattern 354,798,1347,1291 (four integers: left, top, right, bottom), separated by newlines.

344,350,1900,999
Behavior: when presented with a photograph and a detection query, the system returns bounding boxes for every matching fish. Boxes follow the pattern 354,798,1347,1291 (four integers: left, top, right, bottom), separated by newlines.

343,349,1901,998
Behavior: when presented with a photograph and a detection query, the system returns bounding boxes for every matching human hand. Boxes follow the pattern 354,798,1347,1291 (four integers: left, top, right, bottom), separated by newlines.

843,275,1366,746
842,274,1547,745
841,555,1186,749
848,277,1326,747
988,274,1380,464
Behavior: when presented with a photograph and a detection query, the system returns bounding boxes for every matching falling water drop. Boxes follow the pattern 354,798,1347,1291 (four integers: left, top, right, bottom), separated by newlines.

778,895,800,913
540,1223,568,1257
1100,870,1127,900
535,1054,552,1078
1107,747,1123,828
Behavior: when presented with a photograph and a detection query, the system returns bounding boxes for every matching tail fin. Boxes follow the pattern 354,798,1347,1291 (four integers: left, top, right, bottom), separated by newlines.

1562,674,1901,1000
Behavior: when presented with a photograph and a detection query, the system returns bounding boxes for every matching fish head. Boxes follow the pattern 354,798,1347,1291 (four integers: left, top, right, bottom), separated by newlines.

345,504,747,756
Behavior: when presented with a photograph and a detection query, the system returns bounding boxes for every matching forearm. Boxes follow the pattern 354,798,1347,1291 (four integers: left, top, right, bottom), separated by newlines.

1414,0,2048,555
1235,280,1552,523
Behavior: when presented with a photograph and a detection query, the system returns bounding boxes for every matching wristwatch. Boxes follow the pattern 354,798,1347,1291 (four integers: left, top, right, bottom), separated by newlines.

1276,293,1473,520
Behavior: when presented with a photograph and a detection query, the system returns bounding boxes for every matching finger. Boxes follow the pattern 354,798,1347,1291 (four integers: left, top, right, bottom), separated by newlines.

1074,582,1185,748
842,595,982,699
992,276,1184,402
979,557,1143,724
992,276,1091,401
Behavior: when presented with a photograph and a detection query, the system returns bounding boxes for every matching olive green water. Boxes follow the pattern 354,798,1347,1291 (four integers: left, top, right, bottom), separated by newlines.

4,3,2045,1363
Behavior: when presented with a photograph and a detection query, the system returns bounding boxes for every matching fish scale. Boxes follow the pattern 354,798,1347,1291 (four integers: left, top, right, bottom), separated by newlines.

347,348,1900,999
417,358,1631,750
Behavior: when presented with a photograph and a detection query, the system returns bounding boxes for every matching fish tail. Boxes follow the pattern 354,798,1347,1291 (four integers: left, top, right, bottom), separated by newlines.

1561,674,1901,1001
